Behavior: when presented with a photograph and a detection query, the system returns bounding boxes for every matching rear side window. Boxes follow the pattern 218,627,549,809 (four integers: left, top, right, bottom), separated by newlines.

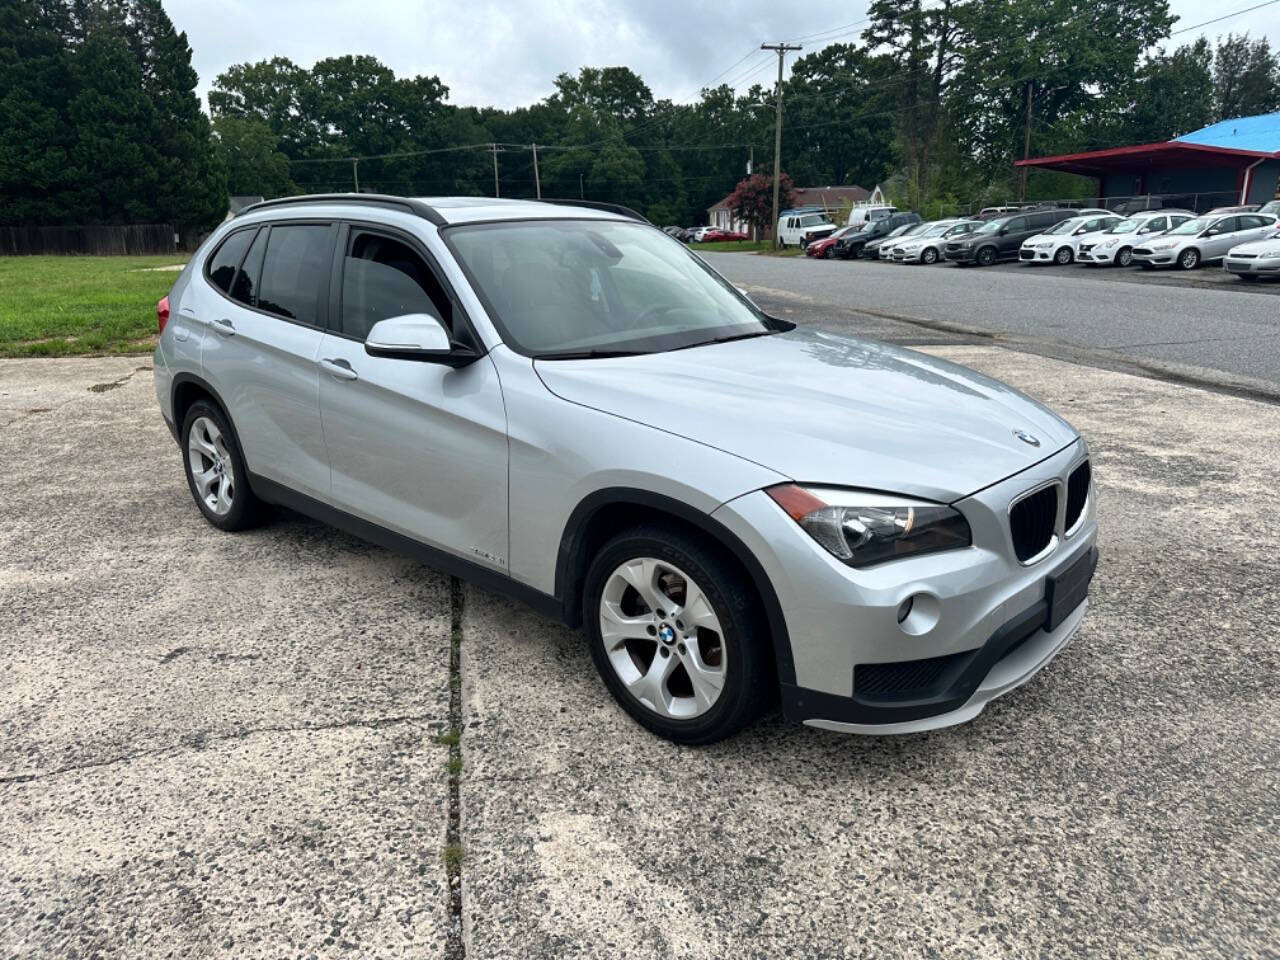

230,228,267,306
258,224,332,323
206,230,253,294
340,231,452,341
1005,217,1028,232
1241,215,1269,229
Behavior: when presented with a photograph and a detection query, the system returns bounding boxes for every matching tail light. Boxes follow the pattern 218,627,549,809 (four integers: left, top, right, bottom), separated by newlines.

157,296,170,333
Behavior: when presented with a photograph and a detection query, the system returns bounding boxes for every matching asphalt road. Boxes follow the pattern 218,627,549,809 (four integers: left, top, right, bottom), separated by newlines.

2,354,1277,958
704,251,1280,396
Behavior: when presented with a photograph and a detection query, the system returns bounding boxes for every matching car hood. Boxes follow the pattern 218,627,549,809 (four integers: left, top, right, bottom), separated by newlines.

534,328,1079,502
1229,237,1280,255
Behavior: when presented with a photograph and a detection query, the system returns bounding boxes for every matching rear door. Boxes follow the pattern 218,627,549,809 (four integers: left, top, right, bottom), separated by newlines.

1239,214,1275,243
198,221,333,500
315,223,509,569
1201,217,1241,258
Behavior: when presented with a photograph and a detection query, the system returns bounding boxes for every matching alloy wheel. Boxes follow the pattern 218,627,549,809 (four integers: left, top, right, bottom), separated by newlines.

1180,249,1200,270
1116,247,1132,267
922,247,938,264
187,416,235,516
1055,246,1073,265
598,557,727,720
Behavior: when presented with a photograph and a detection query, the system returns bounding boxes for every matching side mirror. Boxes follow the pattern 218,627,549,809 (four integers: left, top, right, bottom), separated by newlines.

365,313,477,367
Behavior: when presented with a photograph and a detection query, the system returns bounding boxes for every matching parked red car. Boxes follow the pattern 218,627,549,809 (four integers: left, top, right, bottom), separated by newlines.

805,225,857,258
698,228,749,242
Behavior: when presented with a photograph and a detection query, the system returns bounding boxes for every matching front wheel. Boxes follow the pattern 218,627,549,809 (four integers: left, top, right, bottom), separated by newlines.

976,246,996,267
921,247,939,265
822,247,832,259
584,526,769,745
1238,273,1260,282
1054,246,1073,265
1115,246,1133,267
1178,248,1200,270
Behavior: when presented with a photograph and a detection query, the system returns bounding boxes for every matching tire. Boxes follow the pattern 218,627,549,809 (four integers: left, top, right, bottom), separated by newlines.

181,400,272,532
1178,248,1200,270
976,246,996,267
822,247,832,259
1115,246,1133,267
1054,246,1073,265
1238,273,1260,282
921,247,939,265
583,525,769,745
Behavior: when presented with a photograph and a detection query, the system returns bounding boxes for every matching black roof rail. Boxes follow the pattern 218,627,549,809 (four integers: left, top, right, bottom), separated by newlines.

241,193,446,226
539,198,651,224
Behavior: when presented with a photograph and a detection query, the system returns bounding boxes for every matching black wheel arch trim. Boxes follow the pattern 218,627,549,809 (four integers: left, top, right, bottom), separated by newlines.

555,487,797,686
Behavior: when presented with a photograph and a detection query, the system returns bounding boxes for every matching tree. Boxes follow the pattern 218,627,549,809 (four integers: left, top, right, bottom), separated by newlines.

726,172,794,238
1122,39,1214,143
1212,33,1280,120
214,115,295,197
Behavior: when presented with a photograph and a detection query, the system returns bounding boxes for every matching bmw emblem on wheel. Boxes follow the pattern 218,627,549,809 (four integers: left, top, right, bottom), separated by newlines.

1013,429,1041,447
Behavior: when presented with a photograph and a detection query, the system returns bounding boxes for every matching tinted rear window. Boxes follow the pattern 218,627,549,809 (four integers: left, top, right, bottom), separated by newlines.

231,228,267,306
258,224,332,323
206,230,253,295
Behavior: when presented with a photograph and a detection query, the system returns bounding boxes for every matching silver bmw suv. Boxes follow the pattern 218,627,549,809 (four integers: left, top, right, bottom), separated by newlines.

154,195,1097,744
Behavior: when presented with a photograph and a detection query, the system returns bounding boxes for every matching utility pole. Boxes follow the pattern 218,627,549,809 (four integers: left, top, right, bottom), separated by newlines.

1019,81,1033,202
489,143,506,198
579,173,584,199
351,158,360,193
762,42,801,250
747,145,755,241
531,143,542,199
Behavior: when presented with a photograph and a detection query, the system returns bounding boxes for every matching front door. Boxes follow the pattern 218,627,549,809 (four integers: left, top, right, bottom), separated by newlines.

316,225,509,571
198,222,333,500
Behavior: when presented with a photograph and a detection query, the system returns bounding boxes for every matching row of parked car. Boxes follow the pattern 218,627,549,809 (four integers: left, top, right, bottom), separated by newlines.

801,200,1280,280
663,225,749,244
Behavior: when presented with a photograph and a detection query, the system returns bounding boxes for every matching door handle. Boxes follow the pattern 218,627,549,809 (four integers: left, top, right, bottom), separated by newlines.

213,317,235,337
319,358,358,381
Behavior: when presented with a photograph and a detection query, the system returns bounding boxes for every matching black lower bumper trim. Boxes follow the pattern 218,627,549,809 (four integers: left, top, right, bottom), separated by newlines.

781,547,1097,726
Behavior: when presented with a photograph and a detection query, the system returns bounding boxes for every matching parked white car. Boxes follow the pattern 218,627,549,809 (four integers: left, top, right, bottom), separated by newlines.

1076,210,1195,267
1018,214,1121,265
1131,212,1278,270
893,220,981,264
876,221,931,259
847,204,896,228
1223,228,1280,280
777,212,835,248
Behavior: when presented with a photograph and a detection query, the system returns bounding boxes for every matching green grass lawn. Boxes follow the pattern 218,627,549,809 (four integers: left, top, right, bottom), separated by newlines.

0,255,185,358
693,240,806,256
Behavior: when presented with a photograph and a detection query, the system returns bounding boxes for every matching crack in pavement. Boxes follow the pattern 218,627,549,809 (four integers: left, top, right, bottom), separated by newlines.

0,713,444,785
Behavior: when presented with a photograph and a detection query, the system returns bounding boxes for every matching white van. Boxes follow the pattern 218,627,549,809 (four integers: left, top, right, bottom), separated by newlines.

777,212,835,248
847,205,897,228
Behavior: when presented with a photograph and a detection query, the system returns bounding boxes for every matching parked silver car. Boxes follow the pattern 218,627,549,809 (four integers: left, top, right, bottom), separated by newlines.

154,195,1097,744
1131,212,1277,269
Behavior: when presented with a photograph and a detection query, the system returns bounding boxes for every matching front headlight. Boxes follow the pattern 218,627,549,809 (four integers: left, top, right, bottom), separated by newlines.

1149,241,1177,250
1098,239,1119,248
767,485,972,567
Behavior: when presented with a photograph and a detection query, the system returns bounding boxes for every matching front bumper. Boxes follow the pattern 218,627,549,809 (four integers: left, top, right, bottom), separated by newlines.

1019,246,1055,262
1224,254,1280,275
1131,247,1177,266
1078,243,1117,264
943,246,976,263
712,438,1097,734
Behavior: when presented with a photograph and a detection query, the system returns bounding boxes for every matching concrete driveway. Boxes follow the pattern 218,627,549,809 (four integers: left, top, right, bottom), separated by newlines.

2,351,1277,958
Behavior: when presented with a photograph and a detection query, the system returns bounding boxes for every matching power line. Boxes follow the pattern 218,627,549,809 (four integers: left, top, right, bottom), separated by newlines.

1170,0,1280,35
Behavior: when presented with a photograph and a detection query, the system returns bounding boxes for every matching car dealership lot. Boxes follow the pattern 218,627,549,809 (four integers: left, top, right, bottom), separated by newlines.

707,251,1280,396
2,338,1278,957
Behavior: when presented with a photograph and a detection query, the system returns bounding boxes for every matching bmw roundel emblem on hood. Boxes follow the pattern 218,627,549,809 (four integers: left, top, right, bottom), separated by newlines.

1013,429,1041,447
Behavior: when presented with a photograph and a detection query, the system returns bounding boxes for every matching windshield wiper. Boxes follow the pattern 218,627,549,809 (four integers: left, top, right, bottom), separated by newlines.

671,329,777,352
535,348,648,360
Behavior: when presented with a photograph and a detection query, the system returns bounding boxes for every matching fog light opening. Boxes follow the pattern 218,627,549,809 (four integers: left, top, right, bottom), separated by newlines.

897,592,941,637
896,597,913,624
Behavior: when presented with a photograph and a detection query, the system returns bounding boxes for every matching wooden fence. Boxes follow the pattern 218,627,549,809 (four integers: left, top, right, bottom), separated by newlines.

0,224,180,256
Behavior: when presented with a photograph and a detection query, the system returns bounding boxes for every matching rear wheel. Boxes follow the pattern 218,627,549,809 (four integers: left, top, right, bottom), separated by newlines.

181,400,272,532
976,246,996,267
1178,248,1200,270
1115,246,1133,267
584,526,769,745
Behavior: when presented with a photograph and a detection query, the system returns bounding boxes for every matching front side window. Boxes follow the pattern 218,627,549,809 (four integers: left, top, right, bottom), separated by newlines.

257,224,332,323
206,229,254,295
445,219,773,357
340,231,451,341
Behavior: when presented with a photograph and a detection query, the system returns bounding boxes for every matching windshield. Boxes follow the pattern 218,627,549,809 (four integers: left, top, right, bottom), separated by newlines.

445,219,773,357
919,222,954,237
1107,218,1142,234
973,218,1006,234
1043,219,1079,236
1169,217,1211,236
944,221,978,237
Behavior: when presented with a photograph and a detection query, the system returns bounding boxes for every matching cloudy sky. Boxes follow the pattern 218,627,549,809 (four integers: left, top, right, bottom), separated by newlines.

164,0,1280,111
